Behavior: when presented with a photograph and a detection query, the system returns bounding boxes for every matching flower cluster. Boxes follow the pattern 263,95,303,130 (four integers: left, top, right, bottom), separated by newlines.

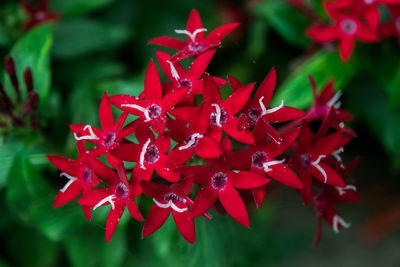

305,0,400,61
47,9,360,244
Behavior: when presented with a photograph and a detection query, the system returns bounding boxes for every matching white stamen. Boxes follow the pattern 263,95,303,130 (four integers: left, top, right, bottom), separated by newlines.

121,104,152,122
139,139,151,169
175,28,207,42
311,155,328,183
93,195,116,210
339,122,345,128
166,60,180,81
232,170,240,173
153,198,188,213
336,185,357,196
73,125,100,141
332,147,345,168
259,96,284,116
211,104,222,127
179,133,203,150
327,91,343,109
59,172,77,193
263,159,285,172
332,214,351,233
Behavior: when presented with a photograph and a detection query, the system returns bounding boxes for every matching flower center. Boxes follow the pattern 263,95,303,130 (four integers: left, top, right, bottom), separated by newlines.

211,172,228,191
340,18,357,35
102,131,116,148
248,108,262,122
178,78,193,94
188,41,205,52
300,153,313,170
144,145,160,164
148,104,162,119
210,105,229,126
252,151,268,169
80,167,92,185
364,0,374,4
115,182,129,199
396,16,400,33
163,192,186,205
179,133,203,150
35,11,47,21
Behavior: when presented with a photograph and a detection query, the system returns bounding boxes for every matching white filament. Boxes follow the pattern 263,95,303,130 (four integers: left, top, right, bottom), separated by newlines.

332,214,351,233
153,198,188,213
179,133,203,150
175,28,207,42
139,139,151,169
332,147,345,168
327,91,343,109
311,155,328,183
263,159,285,172
166,60,180,81
259,97,284,116
93,195,116,210
73,125,100,141
59,172,77,193
121,104,152,122
211,104,222,127
336,185,357,196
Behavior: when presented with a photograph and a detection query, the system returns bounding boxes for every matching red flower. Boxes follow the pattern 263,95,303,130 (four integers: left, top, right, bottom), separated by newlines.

110,61,186,134
181,162,269,227
156,49,217,106
149,9,239,62
232,68,305,143
380,6,400,43
141,177,195,243
110,123,179,182
78,160,143,242
202,75,255,144
70,93,134,168
307,0,379,61
21,0,61,31
47,141,99,220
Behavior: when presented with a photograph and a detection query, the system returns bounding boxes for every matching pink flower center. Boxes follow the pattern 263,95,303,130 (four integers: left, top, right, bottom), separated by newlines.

300,153,313,170
144,145,160,164
102,131,116,148
252,151,268,169
188,41,205,52
148,104,162,119
183,133,201,148
211,172,228,191
248,107,262,122
115,182,129,199
178,78,193,89
35,11,47,21
210,106,229,126
364,0,374,4
340,19,358,35
395,16,400,33
163,192,186,205
80,167,92,185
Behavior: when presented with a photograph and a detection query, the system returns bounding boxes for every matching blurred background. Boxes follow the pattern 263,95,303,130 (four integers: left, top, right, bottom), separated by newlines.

1,0,400,266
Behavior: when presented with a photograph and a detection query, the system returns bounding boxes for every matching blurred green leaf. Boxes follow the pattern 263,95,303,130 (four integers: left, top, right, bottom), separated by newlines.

254,0,311,48
6,153,84,241
0,141,23,189
273,51,357,109
52,0,115,17
4,24,53,105
388,64,400,110
53,19,130,59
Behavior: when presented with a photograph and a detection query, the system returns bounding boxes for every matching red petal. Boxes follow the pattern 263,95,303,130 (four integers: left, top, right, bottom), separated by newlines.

145,61,162,101
255,68,276,105
156,51,186,82
228,150,251,170
339,36,355,62
154,156,180,182
88,157,119,185
106,153,121,169
191,186,218,218
82,206,92,221
161,88,187,112
166,148,194,168
109,143,141,162
220,136,232,155
187,49,215,79
141,180,168,198
307,25,339,42
227,75,243,91
99,92,114,130
190,102,210,134
169,106,197,122
105,202,125,242
223,117,254,144
202,74,223,104
251,187,267,207
53,181,82,208
77,188,109,207
170,176,193,196
133,164,154,181
266,163,303,189
298,122,313,154
219,185,250,227
187,9,204,39
127,198,144,221
172,210,195,243
356,25,379,42
230,171,270,189
262,106,305,123
309,132,341,157
148,36,186,50
47,155,72,172
224,83,254,115
205,23,239,45
194,137,222,159
299,169,312,205
142,205,170,237
265,127,300,158
252,119,268,146
311,164,345,187
155,134,170,154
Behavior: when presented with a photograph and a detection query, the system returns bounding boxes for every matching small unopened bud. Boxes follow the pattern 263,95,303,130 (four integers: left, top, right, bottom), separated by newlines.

23,68,34,93
5,56,21,102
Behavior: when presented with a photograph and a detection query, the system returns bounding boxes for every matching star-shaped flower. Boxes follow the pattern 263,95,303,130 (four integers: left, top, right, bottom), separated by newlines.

21,0,61,31
380,6,400,44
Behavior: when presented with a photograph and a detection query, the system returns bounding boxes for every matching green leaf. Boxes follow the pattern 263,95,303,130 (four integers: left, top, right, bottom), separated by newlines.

4,24,53,106
52,0,115,17
273,51,358,109
52,19,130,59
253,0,311,48
0,141,23,189
6,154,84,241
388,64,400,111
